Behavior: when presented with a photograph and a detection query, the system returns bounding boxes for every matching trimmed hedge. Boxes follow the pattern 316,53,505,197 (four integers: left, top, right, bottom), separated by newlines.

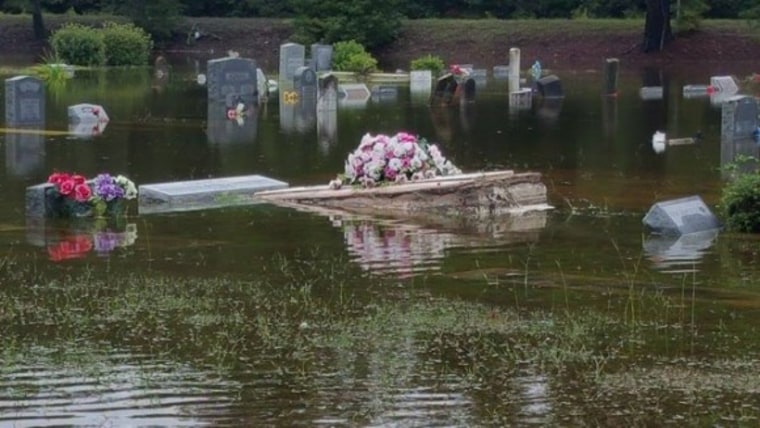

332,40,378,74
50,23,105,66
102,22,153,66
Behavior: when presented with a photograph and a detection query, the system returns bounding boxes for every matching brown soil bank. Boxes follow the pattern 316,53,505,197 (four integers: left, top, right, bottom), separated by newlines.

2,16,760,73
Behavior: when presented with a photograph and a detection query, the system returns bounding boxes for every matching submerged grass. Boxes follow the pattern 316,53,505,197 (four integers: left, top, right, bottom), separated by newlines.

1,252,760,424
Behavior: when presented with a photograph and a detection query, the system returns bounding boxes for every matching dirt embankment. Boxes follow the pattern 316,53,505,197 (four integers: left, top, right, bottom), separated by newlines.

2,16,760,73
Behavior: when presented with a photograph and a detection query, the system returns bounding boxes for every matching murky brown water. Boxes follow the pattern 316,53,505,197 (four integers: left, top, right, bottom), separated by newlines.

1,60,759,426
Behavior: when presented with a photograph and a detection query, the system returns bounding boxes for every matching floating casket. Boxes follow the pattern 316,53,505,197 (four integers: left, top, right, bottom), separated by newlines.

255,170,552,225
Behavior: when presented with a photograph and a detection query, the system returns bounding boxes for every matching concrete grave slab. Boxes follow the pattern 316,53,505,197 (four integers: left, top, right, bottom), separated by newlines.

138,175,288,214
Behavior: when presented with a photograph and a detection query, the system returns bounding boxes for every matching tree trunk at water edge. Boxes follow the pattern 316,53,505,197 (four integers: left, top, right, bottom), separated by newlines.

642,0,673,52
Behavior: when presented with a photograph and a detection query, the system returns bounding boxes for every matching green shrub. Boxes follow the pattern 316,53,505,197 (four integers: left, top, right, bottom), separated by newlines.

332,40,378,74
720,163,760,233
410,54,445,76
102,22,153,66
50,23,105,66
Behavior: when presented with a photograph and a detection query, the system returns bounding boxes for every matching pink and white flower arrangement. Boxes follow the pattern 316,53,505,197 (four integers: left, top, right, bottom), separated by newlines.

330,132,462,189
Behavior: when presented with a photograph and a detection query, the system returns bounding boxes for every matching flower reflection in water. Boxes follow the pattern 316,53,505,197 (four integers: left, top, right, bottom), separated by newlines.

45,222,138,262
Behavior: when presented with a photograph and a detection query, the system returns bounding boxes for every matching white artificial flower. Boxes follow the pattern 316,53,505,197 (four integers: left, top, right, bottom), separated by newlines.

388,158,403,171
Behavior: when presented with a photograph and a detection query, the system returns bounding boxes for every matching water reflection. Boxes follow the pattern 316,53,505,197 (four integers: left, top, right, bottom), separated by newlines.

643,229,719,273
26,218,138,261
325,209,546,276
0,347,238,427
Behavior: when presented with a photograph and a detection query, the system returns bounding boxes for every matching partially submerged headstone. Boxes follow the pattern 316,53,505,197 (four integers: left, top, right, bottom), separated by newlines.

279,43,305,82
470,69,487,87
317,74,339,151
431,74,458,106
603,58,619,96
409,70,433,97
461,78,476,104
639,86,663,101
68,103,110,124
536,75,563,98
509,88,533,112
207,100,258,144
642,195,721,236
256,68,268,103
138,175,289,214
371,85,399,102
683,84,712,98
493,65,510,80
310,43,333,72
721,95,758,140
508,48,521,94
5,75,45,126
206,56,258,106
710,75,739,95
337,83,371,108
4,75,45,177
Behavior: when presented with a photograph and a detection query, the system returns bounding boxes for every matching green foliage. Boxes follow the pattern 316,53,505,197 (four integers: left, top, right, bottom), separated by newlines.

29,50,69,89
676,0,709,32
49,22,105,66
720,158,760,233
292,0,403,49
107,0,183,41
410,54,445,75
101,22,153,66
332,40,378,74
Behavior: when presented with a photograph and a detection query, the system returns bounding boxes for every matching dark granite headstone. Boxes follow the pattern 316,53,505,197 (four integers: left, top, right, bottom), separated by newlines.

310,43,333,72
536,75,564,98
461,78,476,104
431,74,458,106
279,43,305,81
642,195,721,236
469,69,488,87
206,57,258,106
721,95,758,140
295,66,317,129
5,75,45,126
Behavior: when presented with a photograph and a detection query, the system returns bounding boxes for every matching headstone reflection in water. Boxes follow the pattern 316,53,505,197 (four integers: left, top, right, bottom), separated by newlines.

642,196,721,236
317,74,339,152
4,75,46,177
644,229,719,273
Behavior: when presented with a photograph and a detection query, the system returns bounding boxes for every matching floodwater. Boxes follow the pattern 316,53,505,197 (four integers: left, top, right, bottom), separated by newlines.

1,59,760,426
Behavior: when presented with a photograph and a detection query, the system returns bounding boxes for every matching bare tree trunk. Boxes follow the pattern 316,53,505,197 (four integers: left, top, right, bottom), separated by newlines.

31,0,45,40
642,0,673,52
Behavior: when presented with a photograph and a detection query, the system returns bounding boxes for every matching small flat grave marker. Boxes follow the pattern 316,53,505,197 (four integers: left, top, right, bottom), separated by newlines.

138,175,288,214
338,83,371,107
642,195,721,236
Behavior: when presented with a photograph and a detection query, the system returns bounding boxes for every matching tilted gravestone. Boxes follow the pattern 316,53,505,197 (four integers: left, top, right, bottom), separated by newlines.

431,75,458,106
461,78,476,104
317,74,339,113
721,95,758,141
310,43,333,72
5,75,45,177
536,75,564,98
5,75,45,126
279,43,305,82
642,195,721,236
206,57,258,107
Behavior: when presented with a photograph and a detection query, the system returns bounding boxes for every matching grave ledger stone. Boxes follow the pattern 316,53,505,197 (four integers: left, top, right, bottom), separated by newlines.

206,57,258,106
642,195,721,236
138,175,289,214
279,43,306,81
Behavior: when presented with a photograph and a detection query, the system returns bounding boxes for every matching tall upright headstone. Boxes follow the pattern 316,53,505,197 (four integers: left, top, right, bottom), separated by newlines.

508,48,521,94
603,58,619,96
206,57,258,106
279,43,306,82
295,66,317,132
4,75,46,177
310,43,333,72
721,95,758,140
317,74,339,153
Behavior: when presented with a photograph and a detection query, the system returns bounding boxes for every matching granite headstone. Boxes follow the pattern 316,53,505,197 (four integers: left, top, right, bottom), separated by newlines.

5,75,45,177
721,95,758,140
279,43,305,82
138,175,288,214
310,43,333,72
536,75,564,98
207,101,258,144
206,57,258,106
